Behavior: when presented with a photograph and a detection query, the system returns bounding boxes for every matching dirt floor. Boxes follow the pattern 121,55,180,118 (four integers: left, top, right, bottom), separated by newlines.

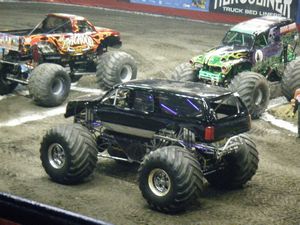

0,2,299,225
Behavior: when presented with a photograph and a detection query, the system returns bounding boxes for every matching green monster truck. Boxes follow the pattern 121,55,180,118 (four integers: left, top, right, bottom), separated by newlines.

172,16,300,118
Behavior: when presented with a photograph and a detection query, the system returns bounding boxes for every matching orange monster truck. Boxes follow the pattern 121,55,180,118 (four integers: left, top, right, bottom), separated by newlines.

0,13,137,107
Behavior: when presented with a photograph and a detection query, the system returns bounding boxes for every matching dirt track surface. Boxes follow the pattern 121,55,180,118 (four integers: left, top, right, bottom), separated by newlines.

0,2,300,225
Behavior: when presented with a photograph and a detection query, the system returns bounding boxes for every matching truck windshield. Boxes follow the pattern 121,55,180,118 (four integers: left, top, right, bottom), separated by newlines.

222,31,254,49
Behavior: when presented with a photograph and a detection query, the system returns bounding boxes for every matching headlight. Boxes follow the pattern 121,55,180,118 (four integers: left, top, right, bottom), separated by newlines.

221,66,229,74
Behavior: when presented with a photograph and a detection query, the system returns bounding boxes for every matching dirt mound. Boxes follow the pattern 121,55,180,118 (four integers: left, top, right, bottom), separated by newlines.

268,103,298,125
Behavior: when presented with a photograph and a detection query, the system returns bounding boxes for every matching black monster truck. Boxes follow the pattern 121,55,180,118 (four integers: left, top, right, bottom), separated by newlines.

172,16,300,118
0,13,137,107
40,79,259,213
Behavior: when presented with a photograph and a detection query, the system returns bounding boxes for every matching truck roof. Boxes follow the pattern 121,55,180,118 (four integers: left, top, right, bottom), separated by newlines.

230,16,291,35
47,13,86,21
119,79,233,99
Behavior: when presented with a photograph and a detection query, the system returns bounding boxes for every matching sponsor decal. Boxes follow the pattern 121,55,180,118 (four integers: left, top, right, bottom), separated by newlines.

130,0,210,12
0,34,20,51
62,33,94,51
210,0,297,19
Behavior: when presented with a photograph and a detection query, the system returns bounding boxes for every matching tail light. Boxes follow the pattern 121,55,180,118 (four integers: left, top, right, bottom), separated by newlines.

204,126,215,141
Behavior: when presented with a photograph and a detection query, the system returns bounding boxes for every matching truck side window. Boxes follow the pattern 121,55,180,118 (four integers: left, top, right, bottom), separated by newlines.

77,20,94,33
43,17,72,33
132,90,154,113
254,33,268,48
158,93,203,117
101,88,131,108
114,88,132,109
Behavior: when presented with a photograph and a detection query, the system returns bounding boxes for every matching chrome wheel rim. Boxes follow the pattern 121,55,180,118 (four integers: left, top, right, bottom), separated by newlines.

48,143,66,169
254,88,263,106
51,78,64,95
148,168,171,197
120,65,133,82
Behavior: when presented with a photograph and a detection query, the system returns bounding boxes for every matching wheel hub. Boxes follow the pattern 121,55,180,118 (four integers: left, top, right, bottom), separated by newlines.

48,143,66,169
51,78,64,95
148,168,171,197
254,88,263,106
120,65,133,82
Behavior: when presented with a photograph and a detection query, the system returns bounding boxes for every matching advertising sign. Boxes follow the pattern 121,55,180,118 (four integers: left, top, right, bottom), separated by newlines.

209,0,298,20
130,0,210,12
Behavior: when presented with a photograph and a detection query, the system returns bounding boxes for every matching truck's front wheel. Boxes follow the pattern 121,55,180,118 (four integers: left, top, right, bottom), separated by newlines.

28,63,71,107
40,124,98,184
138,146,204,213
229,71,270,119
96,51,137,90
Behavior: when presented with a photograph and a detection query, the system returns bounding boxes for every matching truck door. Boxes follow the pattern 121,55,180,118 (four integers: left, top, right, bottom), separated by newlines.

97,87,160,138
253,31,281,63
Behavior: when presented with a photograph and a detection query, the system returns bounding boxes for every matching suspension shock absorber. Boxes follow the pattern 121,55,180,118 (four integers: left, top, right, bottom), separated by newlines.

84,107,94,129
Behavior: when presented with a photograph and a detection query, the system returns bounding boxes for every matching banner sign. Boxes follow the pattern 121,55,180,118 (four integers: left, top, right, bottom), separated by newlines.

209,0,298,20
130,0,210,12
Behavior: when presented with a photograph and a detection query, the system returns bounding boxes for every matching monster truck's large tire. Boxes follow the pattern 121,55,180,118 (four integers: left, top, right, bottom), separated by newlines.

228,71,270,119
96,51,137,90
206,134,259,189
28,63,71,107
40,124,98,185
170,62,198,82
281,58,300,101
138,146,205,213
0,64,18,95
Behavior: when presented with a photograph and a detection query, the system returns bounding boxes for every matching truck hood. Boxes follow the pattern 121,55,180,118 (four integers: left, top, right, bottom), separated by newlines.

94,26,120,36
64,94,102,118
192,46,250,68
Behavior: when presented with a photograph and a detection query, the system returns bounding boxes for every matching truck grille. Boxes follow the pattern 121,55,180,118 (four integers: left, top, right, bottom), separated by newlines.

198,65,223,83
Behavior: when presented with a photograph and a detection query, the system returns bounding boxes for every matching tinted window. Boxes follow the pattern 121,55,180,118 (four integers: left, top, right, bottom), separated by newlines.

101,88,154,113
132,90,154,113
158,93,203,118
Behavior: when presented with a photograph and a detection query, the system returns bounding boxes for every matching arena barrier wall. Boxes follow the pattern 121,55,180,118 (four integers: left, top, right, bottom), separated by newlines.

29,0,300,25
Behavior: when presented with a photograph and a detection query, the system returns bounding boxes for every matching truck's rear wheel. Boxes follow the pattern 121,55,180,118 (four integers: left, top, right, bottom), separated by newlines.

171,62,198,82
40,124,98,184
228,71,270,119
206,134,259,189
138,146,204,213
0,64,18,95
28,63,71,107
282,58,300,101
96,51,137,90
